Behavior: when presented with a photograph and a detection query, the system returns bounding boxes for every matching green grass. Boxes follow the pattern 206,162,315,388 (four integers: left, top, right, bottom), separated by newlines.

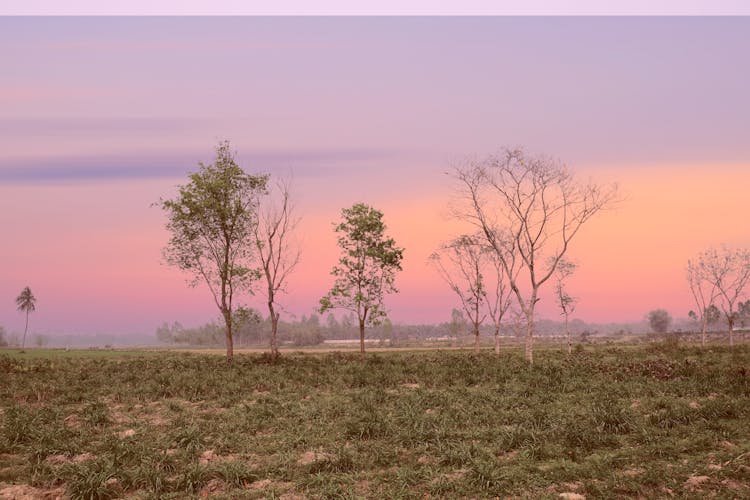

0,348,166,360
1,344,749,498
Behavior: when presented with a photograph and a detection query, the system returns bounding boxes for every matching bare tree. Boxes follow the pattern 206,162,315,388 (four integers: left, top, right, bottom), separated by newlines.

697,246,750,347
686,256,719,347
553,257,577,355
254,177,301,359
430,235,487,352
454,149,618,363
484,245,515,355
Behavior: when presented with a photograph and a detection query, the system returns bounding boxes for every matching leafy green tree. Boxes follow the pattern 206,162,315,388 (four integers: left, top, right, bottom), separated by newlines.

648,309,672,334
159,141,267,363
15,286,36,350
319,203,404,354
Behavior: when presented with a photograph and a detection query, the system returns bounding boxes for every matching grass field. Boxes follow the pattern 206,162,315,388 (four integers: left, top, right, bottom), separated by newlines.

1,343,749,499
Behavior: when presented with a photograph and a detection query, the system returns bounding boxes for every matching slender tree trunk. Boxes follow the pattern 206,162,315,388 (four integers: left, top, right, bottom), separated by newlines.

494,325,500,356
22,311,29,350
701,319,707,347
729,317,734,347
565,314,571,355
223,309,233,364
525,309,535,364
359,318,365,354
473,323,480,353
269,299,280,359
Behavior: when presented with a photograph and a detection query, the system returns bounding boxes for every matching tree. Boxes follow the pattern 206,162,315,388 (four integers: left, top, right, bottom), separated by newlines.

648,309,672,334
159,141,267,363
319,203,404,354
484,245,515,356
697,246,750,346
0,325,8,347
686,256,720,347
254,177,301,359
737,299,750,327
454,149,618,363
553,257,578,355
448,308,467,338
430,235,487,352
15,286,37,350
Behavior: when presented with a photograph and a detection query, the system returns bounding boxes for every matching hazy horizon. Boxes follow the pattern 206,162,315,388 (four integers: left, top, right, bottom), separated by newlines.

2,16,749,337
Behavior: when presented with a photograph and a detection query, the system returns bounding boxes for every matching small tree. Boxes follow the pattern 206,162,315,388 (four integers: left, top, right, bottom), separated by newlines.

0,325,8,347
454,149,618,363
553,257,578,355
254,177,301,359
430,235,487,352
159,141,267,363
448,308,467,338
697,246,750,346
686,256,720,347
319,203,404,354
648,309,672,334
15,286,37,350
484,246,515,356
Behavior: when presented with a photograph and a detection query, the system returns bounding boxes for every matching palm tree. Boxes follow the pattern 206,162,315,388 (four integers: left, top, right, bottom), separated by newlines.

15,286,37,350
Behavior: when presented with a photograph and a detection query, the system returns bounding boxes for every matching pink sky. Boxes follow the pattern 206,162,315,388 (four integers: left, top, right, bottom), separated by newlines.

1,17,749,337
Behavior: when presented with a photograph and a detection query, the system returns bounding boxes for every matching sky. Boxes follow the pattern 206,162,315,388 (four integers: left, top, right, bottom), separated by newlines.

1,15,749,337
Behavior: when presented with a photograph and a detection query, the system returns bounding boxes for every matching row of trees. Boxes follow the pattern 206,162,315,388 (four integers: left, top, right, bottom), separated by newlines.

686,247,750,346
433,150,617,363
160,143,619,364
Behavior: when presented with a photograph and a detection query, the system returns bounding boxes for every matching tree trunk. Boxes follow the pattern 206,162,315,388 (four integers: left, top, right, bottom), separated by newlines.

525,309,535,364
223,310,233,364
565,314,571,355
269,300,280,359
359,318,366,354
494,325,500,356
728,316,734,347
701,319,707,347
473,323,480,353
21,311,29,350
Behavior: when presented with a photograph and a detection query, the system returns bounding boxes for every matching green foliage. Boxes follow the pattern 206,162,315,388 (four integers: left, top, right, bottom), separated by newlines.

15,286,37,315
1,347,749,498
82,400,111,427
15,286,37,349
648,308,673,333
320,203,404,329
158,141,267,359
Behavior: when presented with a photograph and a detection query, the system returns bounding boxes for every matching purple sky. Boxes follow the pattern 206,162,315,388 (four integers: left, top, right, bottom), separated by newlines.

1,16,749,337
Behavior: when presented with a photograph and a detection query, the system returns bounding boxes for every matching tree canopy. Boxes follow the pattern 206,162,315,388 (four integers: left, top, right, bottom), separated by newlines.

319,203,403,353
159,140,267,363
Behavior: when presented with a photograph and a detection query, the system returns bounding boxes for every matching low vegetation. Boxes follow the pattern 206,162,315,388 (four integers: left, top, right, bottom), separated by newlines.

1,344,749,498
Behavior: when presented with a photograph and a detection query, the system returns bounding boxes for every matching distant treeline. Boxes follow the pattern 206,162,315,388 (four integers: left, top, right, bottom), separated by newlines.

151,309,723,348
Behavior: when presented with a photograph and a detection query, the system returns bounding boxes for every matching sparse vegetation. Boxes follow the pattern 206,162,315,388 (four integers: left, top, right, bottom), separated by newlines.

1,345,749,498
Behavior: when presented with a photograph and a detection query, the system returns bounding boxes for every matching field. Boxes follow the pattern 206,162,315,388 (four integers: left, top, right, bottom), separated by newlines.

1,343,749,499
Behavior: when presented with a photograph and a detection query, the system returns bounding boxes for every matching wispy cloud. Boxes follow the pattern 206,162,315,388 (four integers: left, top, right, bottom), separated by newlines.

0,116,212,135
0,148,401,183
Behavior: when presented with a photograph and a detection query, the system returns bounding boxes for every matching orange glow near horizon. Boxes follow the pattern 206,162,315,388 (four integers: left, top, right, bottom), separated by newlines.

4,162,749,336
